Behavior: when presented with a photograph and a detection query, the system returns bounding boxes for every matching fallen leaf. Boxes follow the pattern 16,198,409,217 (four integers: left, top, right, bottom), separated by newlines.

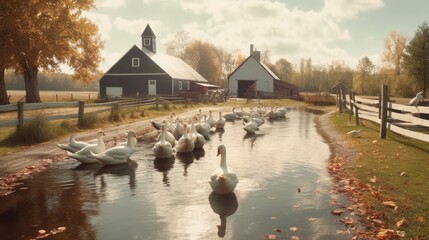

336,229,349,235
417,216,425,223
308,217,318,222
396,218,406,228
274,228,281,233
330,209,344,216
38,230,46,235
289,227,298,232
382,201,397,208
264,234,276,240
400,172,406,176
297,187,301,193
340,217,354,226
376,228,397,239
369,176,377,183
271,217,277,220
291,236,300,240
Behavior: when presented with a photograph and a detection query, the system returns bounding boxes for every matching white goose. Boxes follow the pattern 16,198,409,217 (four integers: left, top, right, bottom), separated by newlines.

67,130,105,164
243,116,259,134
157,125,176,147
190,118,206,149
198,115,211,138
215,111,225,129
223,107,239,121
91,131,136,165
172,119,184,141
176,124,194,153
153,124,173,159
209,145,239,194
206,110,216,128
57,134,98,153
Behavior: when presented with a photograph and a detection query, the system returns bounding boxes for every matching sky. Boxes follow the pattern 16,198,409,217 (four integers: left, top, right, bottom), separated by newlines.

84,0,429,73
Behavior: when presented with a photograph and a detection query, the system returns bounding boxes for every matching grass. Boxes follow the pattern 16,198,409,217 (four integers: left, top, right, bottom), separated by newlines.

330,112,429,238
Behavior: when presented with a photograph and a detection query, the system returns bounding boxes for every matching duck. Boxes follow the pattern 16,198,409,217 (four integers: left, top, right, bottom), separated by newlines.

190,118,206,149
91,131,136,165
409,91,424,106
209,144,239,194
215,111,225,129
153,124,173,159
57,133,98,153
176,124,195,153
67,130,106,163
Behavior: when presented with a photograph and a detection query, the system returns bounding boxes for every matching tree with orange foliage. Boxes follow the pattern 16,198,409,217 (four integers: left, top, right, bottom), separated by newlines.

0,0,103,103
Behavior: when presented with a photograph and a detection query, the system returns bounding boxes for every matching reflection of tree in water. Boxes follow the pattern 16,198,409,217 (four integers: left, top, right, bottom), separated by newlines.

0,165,103,239
209,192,238,238
175,152,194,176
153,156,175,187
94,163,138,194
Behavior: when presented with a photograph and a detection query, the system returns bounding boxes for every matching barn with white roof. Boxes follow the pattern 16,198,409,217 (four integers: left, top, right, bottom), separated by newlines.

99,24,214,98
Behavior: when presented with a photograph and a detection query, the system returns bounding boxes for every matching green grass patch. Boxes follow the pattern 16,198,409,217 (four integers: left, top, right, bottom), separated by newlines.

330,112,429,237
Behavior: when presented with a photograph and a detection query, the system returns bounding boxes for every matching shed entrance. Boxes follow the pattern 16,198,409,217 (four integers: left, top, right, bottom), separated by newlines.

237,80,255,98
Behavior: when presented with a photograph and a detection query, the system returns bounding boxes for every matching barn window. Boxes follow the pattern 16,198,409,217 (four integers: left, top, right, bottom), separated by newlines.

132,58,139,67
179,81,183,90
187,81,190,90
143,38,151,46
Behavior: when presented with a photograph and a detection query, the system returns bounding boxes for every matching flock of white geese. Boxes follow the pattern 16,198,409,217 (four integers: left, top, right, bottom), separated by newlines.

57,105,288,194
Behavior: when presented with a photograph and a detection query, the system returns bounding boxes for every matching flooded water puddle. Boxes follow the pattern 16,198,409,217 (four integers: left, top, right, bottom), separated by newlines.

0,109,355,239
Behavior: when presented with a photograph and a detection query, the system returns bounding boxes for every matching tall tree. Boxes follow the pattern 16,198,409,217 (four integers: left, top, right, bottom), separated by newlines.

3,0,103,103
182,40,222,84
274,58,293,82
403,22,429,97
165,31,191,59
356,56,375,95
382,31,408,76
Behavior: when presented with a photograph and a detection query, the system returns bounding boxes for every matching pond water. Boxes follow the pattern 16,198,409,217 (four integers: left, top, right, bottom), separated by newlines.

0,108,355,240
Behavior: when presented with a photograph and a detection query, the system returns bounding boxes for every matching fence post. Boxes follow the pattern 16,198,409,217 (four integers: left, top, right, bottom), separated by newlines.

353,93,359,126
78,100,85,126
17,101,24,133
155,95,159,110
380,85,388,139
349,90,354,116
338,90,343,113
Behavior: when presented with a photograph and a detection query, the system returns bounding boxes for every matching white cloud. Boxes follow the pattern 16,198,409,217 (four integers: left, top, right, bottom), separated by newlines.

322,0,384,20
113,17,163,35
84,12,112,41
95,0,126,8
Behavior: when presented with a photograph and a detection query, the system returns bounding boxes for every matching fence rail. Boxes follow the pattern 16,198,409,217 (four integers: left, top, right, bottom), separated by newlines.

0,96,186,128
338,85,429,142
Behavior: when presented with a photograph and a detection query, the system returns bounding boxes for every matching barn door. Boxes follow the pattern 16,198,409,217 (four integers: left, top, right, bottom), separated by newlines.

148,80,156,96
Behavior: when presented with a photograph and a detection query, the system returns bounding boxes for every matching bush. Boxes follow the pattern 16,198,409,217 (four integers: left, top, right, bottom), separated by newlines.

79,112,100,129
303,93,336,106
14,114,55,144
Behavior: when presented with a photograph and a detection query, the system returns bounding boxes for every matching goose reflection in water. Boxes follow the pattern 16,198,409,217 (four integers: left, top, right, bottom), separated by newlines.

209,192,238,238
153,156,175,187
215,128,225,141
175,152,194,176
93,163,137,192
192,148,205,160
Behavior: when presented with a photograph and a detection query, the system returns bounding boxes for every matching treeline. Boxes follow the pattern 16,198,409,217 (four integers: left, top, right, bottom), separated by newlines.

167,22,429,98
5,71,99,91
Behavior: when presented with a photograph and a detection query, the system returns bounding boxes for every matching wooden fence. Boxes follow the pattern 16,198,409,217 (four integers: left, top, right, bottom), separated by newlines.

0,95,185,129
338,85,429,142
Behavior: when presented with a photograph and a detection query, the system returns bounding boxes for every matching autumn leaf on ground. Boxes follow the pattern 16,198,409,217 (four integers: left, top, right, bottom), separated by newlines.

340,217,354,226
376,228,397,239
289,227,298,232
396,218,406,228
264,234,276,240
382,201,397,208
369,176,377,183
274,228,281,233
330,209,344,216
308,217,318,222
416,216,425,223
